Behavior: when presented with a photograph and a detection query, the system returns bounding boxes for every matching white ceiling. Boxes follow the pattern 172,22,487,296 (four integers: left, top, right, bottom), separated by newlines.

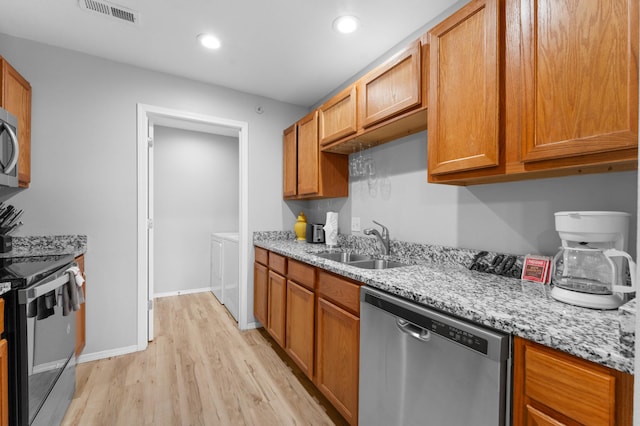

0,0,458,107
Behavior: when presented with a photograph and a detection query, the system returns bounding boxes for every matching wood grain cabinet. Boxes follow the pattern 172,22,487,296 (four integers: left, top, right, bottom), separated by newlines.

0,57,31,188
253,248,360,425
282,124,297,198
253,248,269,326
284,110,349,200
318,84,358,147
358,40,422,129
513,336,633,426
315,271,360,426
266,252,287,347
428,0,638,185
0,299,7,426
320,39,429,156
427,0,500,178
75,255,86,357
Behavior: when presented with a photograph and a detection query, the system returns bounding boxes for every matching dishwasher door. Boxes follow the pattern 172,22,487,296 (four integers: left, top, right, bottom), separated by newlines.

359,286,511,426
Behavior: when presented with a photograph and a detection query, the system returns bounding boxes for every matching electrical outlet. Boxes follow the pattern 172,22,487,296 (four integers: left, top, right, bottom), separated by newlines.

351,217,361,232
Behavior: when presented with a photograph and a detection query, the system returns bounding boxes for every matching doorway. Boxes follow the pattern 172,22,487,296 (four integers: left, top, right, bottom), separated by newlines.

136,103,250,351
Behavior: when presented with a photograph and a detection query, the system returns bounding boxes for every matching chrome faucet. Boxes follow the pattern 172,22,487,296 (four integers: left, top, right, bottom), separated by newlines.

363,220,390,255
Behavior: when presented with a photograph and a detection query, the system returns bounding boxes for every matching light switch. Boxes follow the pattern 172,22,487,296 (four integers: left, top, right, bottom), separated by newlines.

351,217,361,232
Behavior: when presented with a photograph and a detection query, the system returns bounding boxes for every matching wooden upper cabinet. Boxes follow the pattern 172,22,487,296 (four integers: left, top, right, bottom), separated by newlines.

0,57,31,188
297,111,320,196
282,124,297,198
285,110,348,200
517,0,638,164
359,40,422,128
427,0,501,177
319,84,357,146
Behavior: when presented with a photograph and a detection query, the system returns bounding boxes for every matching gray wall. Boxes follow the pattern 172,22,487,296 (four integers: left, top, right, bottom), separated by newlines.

153,126,239,295
0,33,307,356
297,133,638,258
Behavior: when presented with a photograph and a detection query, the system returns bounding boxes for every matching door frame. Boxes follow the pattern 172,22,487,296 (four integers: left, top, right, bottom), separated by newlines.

136,103,250,351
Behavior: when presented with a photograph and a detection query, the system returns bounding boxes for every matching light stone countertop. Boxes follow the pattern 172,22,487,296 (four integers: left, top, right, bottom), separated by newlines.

254,232,634,374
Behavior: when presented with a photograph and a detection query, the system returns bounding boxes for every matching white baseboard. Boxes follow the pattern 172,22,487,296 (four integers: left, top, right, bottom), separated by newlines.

154,287,212,298
76,344,139,364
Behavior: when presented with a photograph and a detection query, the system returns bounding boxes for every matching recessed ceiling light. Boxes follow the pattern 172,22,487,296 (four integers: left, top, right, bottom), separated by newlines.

197,33,221,49
332,15,359,34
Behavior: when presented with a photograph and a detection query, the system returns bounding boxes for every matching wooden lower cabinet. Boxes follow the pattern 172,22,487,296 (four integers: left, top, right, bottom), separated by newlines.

285,280,315,379
266,270,287,347
315,296,359,425
253,261,268,326
75,255,86,357
253,248,360,425
513,336,633,426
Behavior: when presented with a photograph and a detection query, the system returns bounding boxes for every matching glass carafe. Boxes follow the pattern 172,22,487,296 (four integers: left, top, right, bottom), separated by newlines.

552,247,636,295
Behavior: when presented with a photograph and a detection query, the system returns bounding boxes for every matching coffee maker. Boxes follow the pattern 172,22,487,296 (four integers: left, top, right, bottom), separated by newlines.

551,211,636,309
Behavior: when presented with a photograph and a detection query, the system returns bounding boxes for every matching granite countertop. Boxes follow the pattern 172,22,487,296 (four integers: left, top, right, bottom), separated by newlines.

0,235,87,258
254,232,635,374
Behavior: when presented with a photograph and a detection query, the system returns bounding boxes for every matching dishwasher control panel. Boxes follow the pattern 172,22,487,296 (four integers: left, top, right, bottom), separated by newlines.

429,319,488,355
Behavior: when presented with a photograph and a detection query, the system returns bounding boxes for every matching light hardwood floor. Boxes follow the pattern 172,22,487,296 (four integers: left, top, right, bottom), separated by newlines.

62,292,348,426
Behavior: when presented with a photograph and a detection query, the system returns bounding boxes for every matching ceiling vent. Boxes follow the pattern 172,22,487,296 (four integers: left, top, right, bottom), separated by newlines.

79,0,140,25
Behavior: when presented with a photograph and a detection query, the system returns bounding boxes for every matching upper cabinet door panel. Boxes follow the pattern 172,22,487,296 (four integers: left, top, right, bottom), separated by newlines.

520,0,638,162
283,124,297,198
427,0,500,175
297,111,319,196
319,85,357,146
359,41,422,128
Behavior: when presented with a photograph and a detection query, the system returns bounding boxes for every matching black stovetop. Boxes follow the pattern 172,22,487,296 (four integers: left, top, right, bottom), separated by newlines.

0,254,75,289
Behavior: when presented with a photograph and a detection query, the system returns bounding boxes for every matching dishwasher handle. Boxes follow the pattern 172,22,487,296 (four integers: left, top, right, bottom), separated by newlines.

396,318,431,342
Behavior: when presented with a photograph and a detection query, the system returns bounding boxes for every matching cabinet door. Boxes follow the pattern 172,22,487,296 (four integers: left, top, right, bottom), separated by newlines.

315,297,359,426
285,280,315,379
525,405,567,426
253,261,268,327
267,271,287,347
427,0,500,176
0,58,31,188
319,85,357,146
75,255,86,357
0,339,7,426
359,40,422,128
518,0,638,163
283,124,297,198
297,111,319,196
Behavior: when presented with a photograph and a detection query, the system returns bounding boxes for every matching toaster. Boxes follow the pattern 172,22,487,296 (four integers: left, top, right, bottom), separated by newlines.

306,223,325,243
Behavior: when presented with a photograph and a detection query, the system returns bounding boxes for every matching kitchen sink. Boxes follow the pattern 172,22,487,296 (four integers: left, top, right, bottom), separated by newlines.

315,252,374,262
348,259,408,269
314,252,408,269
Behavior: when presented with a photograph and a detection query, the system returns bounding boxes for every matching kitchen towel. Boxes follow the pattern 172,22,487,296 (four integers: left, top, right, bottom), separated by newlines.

324,212,339,247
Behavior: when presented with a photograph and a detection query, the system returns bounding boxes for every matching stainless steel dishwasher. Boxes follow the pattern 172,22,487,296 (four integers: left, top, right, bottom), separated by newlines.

359,286,511,426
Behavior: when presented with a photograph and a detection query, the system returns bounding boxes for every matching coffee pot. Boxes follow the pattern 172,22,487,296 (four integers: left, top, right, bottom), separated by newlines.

550,211,636,310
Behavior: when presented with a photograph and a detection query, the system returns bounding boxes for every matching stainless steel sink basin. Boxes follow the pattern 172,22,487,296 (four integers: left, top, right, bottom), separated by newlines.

315,252,374,263
348,259,408,269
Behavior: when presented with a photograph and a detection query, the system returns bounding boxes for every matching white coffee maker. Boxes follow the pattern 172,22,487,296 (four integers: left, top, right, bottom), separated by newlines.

551,211,636,310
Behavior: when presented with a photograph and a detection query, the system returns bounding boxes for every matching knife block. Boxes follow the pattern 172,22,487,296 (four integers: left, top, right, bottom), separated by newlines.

0,235,12,253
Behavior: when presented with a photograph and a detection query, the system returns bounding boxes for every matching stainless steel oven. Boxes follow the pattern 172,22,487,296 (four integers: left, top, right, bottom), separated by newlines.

2,255,77,426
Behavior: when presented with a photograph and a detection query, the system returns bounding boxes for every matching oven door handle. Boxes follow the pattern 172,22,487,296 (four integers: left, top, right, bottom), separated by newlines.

19,273,71,304
0,121,19,174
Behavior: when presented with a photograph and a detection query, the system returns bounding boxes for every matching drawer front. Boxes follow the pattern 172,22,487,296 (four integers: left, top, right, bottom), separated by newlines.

268,252,287,275
255,247,268,266
524,344,614,426
287,259,315,290
317,270,360,316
